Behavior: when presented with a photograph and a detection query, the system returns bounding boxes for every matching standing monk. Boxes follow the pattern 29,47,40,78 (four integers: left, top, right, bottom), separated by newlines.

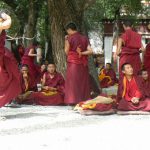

116,20,145,77
21,41,41,85
64,23,93,105
144,42,150,75
0,11,21,118
117,63,150,114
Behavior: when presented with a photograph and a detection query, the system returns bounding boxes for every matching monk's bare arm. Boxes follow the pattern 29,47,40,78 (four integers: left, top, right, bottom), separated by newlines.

81,45,93,56
41,74,46,87
64,37,70,55
140,44,145,63
28,48,37,57
140,43,145,52
0,13,11,30
116,38,123,56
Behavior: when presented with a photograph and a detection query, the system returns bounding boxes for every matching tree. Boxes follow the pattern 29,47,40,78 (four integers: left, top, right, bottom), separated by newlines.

47,0,94,74
47,0,101,93
1,0,43,45
47,1,96,69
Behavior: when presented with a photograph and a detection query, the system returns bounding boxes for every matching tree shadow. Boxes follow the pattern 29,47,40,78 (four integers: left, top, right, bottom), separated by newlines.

5,112,59,119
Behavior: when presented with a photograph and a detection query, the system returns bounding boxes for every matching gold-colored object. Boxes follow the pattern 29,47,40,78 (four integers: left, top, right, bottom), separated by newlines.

74,96,114,111
41,91,57,96
99,69,112,84
148,24,150,30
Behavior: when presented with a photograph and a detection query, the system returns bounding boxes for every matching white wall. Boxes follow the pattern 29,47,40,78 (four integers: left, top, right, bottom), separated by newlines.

104,36,113,64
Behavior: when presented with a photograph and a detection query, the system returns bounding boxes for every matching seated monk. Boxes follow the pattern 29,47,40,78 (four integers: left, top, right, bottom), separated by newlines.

117,63,150,115
139,69,150,98
37,63,47,83
74,94,116,115
99,63,118,88
16,65,37,104
32,63,65,106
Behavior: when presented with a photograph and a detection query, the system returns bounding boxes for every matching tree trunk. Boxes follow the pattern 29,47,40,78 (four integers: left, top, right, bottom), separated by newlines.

47,0,100,94
47,0,85,75
24,0,39,46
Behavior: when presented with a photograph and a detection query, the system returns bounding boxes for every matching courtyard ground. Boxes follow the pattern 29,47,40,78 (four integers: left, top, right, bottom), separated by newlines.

0,105,150,150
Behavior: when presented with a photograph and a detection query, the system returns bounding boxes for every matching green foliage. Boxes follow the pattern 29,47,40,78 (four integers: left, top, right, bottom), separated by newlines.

36,1,49,47
1,0,149,41
84,0,145,30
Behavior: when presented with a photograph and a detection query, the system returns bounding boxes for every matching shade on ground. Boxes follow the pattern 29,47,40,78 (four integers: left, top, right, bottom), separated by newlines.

0,105,150,150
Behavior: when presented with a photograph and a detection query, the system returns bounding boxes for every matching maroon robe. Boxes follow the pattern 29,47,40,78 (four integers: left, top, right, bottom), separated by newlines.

100,69,118,88
119,29,142,77
0,30,21,107
144,43,150,75
32,72,65,106
17,45,24,59
64,32,90,105
117,76,150,111
36,70,46,83
139,77,150,99
21,46,40,85
16,74,37,104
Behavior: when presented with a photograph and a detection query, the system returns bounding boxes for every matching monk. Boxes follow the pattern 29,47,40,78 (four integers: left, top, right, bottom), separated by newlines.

139,69,150,98
144,42,150,75
37,63,47,83
117,63,150,115
16,65,36,105
64,22,93,105
32,63,65,106
99,63,118,88
17,43,24,64
116,20,145,78
21,41,41,85
0,12,21,109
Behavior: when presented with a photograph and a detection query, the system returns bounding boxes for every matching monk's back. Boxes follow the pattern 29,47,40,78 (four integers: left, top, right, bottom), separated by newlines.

68,32,89,52
122,29,141,49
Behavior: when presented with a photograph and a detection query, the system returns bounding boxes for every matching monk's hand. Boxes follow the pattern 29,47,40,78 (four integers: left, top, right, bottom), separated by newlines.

131,97,139,104
113,53,117,62
116,52,120,56
77,47,82,58
134,98,139,104
65,35,69,40
23,73,28,79
44,86,49,91
49,87,57,91
37,54,42,58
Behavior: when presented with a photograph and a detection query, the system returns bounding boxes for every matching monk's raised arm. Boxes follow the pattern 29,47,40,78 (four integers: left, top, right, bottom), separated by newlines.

64,36,70,55
116,38,123,56
28,48,37,57
0,13,11,30
41,74,46,87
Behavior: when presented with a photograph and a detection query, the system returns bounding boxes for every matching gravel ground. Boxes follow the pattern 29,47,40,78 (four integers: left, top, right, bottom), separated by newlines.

0,105,150,150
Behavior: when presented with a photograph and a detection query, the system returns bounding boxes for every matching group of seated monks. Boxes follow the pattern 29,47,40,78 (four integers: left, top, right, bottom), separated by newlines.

10,61,150,116
15,63,65,106
75,63,150,115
